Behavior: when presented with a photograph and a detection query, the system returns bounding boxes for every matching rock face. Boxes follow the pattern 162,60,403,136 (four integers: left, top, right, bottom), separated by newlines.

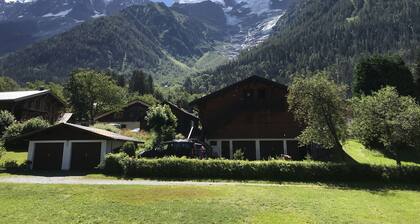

0,0,150,55
173,0,293,58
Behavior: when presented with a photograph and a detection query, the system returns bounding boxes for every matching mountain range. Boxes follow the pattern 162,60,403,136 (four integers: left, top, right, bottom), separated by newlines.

0,0,419,90
0,0,291,84
193,0,420,92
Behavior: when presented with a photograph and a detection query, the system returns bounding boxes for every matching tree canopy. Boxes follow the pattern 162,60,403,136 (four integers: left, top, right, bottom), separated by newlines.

350,87,420,166
0,76,20,92
145,104,177,146
129,70,154,95
288,73,353,162
353,55,415,97
65,69,127,123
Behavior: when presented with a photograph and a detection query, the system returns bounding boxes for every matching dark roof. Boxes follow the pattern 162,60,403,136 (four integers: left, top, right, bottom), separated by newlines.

8,122,143,143
0,90,66,106
190,75,288,106
94,100,150,121
164,101,199,120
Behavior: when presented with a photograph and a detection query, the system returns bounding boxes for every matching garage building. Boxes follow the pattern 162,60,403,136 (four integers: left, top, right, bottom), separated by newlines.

13,123,142,170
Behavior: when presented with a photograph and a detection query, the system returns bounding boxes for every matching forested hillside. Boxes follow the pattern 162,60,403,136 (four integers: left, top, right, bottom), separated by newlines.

193,0,420,92
0,2,224,83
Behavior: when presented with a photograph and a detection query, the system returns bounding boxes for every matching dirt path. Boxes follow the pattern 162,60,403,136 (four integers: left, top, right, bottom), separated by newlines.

0,175,290,187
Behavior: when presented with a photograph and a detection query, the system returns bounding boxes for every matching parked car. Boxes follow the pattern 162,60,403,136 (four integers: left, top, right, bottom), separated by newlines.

140,139,213,158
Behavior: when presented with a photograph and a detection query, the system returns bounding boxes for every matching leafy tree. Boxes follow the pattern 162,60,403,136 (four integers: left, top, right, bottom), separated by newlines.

25,80,66,103
353,55,415,97
350,87,420,166
105,70,126,87
0,76,20,91
288,73,353,162
0,110,16,136
145,104,177,146
3,117,50,141
129,70,154,95
65,69,126,124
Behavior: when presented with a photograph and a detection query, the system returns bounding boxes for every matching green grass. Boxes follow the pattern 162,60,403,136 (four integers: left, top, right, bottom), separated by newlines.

0,151,27,165
0,183,419,223
343,141,419,166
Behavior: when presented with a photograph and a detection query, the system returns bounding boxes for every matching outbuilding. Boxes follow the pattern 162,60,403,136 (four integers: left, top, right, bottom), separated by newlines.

11,122,142,170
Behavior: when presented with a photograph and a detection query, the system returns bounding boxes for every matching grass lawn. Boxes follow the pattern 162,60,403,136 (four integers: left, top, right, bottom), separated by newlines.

343,140,419,166
0,183,419,223
0,151,27,165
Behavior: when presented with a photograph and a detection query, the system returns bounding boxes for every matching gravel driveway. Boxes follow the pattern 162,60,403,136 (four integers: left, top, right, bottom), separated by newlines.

0,175,285,187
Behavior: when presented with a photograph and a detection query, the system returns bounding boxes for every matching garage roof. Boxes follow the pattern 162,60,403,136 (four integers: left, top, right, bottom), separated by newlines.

8,122,143,143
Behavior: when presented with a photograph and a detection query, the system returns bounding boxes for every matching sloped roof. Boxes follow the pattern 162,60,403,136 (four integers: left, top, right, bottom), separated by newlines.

189,75,287,106
164,101,199,120
0,90,49,101
0,90,66,105
94,100,150,121
65,123,142,142
8,122,143,143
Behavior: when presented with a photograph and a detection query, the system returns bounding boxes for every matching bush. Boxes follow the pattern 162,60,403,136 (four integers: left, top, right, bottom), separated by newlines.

0,110,15,135
121,142,136,157
3,117,50,141
103,155,420,183
233,149,245,160
4,160,19,170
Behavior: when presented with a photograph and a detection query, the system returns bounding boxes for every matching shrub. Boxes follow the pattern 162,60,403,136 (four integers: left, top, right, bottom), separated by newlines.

103,155,420,183
4,160,19,170
121,142,136,157
0,110,15,135
233,149,245,160
3,117,49,141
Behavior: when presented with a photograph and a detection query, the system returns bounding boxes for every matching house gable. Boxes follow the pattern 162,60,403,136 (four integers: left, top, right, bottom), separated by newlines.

191,76,301,139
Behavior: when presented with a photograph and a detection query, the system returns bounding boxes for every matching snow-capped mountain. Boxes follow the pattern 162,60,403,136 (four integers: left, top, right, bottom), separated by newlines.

173,0,293,58
0,0,150,55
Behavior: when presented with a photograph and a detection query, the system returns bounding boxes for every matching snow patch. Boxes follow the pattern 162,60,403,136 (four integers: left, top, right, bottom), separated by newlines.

42,8,72,18
5,0,36,3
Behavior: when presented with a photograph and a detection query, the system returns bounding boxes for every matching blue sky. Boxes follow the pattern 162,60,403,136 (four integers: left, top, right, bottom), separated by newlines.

151,0,174,6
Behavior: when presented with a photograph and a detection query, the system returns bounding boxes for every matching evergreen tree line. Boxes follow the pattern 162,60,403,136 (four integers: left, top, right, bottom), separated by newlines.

192,0,420,93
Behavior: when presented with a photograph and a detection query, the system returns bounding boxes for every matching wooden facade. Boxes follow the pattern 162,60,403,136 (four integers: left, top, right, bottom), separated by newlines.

190,76,305,160
0,90,66,123
95,101,150,130
95,100,199,137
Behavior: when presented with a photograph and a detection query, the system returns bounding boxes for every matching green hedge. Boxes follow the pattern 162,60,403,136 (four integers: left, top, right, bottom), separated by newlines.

103,153,420,183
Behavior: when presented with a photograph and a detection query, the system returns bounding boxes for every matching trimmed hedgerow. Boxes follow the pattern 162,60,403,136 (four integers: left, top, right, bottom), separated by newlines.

103,154,420,183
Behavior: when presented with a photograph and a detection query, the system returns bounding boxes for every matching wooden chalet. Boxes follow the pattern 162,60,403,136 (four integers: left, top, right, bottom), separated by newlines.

0,90,66,123
95,101,150,131
95,100,199,137
190,75,305,160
